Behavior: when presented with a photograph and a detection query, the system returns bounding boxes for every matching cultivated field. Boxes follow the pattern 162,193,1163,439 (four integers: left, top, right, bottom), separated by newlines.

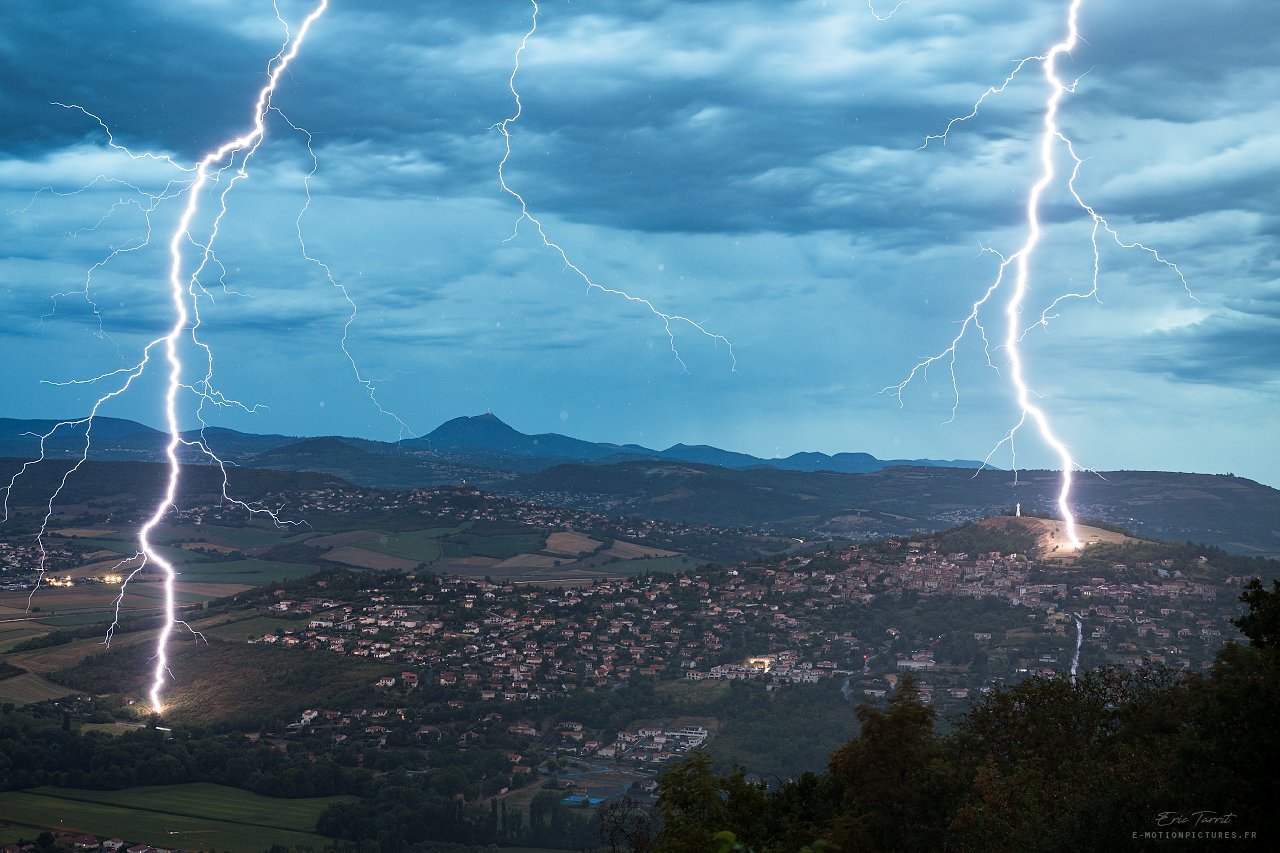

0,623,47,652
0,672,79,704
353,527,451,562
322,546,419,570
178,540,240,554
495,554,562,569
0,784,350,852
544,531,603,555
202,613,301,642
303,529,382,549
174,558,324,583
602,540,678,559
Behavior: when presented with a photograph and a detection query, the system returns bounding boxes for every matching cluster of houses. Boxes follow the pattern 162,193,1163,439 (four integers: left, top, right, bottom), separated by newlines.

0,540,75,590
250,567,883,709
244,532,1248,731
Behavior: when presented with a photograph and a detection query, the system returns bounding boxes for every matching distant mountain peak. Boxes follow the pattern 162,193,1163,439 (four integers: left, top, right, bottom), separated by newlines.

423,413,521,444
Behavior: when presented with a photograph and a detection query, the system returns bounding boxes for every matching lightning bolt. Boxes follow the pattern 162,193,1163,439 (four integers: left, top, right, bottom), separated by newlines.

277,109,414,437
1070,612,1084,683
886,0,1192,550
126,0,332,714
867,1,910,23
497,0,736,374
3,0,334,715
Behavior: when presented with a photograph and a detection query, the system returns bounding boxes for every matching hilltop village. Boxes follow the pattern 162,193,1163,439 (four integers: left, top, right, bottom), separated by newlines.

242,529,1245,766
0,482,1257,772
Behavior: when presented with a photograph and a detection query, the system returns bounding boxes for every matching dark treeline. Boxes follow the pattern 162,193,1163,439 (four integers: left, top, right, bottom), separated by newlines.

316,782,598,851
0,711,366,797
0,706,598,851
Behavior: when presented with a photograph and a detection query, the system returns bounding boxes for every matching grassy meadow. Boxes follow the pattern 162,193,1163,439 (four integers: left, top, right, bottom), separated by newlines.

0,783,350,852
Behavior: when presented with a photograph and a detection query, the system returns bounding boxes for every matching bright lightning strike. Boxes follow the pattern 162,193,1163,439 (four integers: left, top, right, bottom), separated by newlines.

887,0,1192,550
3,0,334,716
127,0,331,715
497,0,736,374
1070,612,1084,683
868,1,910,23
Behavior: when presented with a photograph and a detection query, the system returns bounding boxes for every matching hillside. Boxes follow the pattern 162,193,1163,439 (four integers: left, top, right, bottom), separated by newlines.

511,463,1280,556
0,413,986,480
973,515,1149,559
3,413,1279,555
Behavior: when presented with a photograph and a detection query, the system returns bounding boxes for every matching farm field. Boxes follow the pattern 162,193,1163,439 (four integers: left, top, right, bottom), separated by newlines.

65,538,198,567
1,581,242,632
5,626,159,675
0,784,349,852
0,671,78,704
1,587,131,611
203,613,301,642
353,527,451,562
602,540,678,559
32,612,131,628
0,825,31,844
178,523,317,549
609,556,696,573
494,553,561,569
321,545,419,570
303,529,382,549
544,530,603,555
0,623,46,652
50,527,120,537
174,558,324,583
440,532,548,560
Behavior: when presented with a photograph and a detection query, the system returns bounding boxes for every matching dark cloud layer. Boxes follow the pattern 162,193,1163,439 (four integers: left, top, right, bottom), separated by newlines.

0,0,1277,485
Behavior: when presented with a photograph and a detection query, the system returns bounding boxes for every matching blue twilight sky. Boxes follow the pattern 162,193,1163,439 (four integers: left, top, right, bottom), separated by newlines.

0,0,1277,485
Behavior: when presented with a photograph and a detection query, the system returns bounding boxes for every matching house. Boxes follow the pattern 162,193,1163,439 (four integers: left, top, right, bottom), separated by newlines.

896,659,934,671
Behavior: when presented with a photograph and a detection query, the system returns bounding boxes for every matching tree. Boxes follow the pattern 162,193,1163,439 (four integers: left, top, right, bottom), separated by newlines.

1234,578,1280,648
946,668,1177,851
597,795,659,853
825,674,952,851
655,750,769,853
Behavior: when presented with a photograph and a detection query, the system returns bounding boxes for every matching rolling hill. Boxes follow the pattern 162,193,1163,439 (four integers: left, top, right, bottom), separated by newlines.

3,415,1278,555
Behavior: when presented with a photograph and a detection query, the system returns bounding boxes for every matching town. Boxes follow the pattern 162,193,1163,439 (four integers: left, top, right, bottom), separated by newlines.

241,524,1244,765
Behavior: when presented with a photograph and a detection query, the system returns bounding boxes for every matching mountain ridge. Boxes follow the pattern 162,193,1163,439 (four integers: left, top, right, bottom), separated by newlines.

411,413,989,473
0,413,987,475
5,414,1275,556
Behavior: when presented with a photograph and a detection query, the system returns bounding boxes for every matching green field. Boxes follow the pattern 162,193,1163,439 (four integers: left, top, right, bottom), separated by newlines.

183,523,319,549
0,784,350,852
354,527,453,562
203,614,302,642
175,559,323,583
0,824,33,844
597,556,697,576
0,623,47,652
440,532,548,559
33,612,125,628
74,538,202,566
0,672,79,704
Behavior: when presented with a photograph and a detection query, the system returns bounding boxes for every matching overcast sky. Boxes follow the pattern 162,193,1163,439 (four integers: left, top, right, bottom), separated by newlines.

1,0,1277,486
